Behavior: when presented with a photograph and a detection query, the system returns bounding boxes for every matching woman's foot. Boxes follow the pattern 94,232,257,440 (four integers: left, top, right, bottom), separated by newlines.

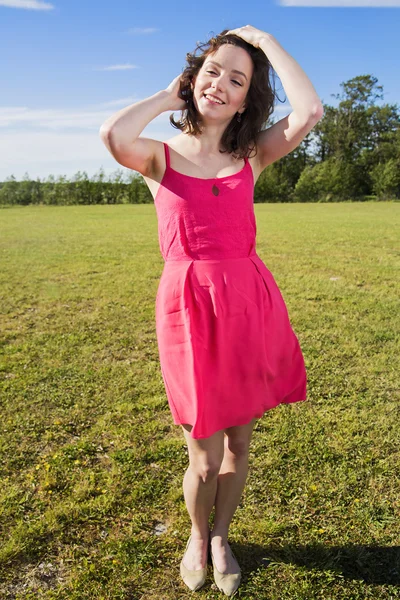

182,530,210,571
210,531,240,574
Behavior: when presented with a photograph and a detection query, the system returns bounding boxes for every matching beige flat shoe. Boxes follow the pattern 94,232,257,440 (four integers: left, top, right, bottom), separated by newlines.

210,538,241,596
180,534,208,591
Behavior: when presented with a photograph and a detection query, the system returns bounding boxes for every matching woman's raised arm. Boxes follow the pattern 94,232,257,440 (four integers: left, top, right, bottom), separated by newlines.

99,75,186,175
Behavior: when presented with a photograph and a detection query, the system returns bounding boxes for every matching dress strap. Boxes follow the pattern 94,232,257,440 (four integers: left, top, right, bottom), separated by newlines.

163,142,170,169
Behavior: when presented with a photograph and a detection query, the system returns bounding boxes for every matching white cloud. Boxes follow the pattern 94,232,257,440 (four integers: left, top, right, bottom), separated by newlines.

279,0,400,5
97,97,138,108
0,100,145,129
0,100,167,180
0,106,110,130
93,64,141,72
0,100,291,132
0,100,292,180
126,27,160,34
1,131,107,165
0,0,54,9
0,129,152,181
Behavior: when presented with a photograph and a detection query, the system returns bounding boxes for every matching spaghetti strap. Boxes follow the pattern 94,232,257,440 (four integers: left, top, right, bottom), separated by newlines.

163,142,170,169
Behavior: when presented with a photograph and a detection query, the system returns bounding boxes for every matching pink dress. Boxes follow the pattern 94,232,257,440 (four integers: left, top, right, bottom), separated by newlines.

154,142,307,439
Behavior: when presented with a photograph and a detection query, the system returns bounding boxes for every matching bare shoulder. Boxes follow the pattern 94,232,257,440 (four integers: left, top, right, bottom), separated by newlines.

141,134,264,198
253,111,322,173
130,137,165,180
142,136,179,201
99,131,167,182
247,151,263,187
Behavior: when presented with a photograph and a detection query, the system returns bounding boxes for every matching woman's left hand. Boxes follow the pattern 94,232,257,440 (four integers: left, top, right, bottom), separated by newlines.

222,25,270,49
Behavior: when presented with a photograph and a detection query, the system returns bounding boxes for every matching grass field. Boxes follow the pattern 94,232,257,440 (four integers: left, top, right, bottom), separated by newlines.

0,202,399,599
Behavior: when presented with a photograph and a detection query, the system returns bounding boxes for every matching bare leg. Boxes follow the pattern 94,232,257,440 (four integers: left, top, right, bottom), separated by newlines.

181,424,225,570
210,418,257,573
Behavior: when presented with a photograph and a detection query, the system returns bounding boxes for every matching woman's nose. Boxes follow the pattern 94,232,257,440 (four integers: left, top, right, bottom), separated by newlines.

211,77,225,91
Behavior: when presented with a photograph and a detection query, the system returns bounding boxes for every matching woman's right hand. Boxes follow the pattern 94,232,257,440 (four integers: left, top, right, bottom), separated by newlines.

164,74,189,111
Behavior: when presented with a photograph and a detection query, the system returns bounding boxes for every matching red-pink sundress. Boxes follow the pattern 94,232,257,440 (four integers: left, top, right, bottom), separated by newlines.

154,141,307,439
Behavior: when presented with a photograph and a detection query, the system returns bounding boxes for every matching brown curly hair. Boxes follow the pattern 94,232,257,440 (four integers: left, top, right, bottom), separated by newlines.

170,29,281,160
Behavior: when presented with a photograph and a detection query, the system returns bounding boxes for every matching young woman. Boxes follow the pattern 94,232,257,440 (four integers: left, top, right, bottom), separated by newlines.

100,25,323,596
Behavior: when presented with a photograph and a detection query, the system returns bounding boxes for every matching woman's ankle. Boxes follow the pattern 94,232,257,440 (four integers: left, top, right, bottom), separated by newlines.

190,526,210,541
210,527,229,544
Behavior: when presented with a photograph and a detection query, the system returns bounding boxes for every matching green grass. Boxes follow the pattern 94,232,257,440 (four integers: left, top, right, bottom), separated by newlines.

0,202,399,599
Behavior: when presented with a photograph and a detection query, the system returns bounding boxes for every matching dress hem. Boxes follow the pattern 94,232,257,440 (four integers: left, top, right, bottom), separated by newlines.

170,396,308,439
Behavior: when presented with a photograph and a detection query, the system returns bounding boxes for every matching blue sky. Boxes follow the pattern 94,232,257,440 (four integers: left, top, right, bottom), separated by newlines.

0,0,399,181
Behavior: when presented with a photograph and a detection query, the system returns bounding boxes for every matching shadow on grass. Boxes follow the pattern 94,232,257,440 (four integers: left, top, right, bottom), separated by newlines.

238,542,400,586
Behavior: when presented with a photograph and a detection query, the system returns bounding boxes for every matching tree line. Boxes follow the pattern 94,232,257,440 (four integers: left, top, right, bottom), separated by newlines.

1,75,399,206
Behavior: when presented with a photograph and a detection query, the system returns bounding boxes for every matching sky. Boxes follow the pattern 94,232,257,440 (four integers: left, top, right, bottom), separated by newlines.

0,0,399,182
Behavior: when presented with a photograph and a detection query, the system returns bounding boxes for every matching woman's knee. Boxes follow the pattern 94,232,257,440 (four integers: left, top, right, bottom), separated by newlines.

181,424,225,482
190,460,221,483
224,417,257,456
224,436,250,457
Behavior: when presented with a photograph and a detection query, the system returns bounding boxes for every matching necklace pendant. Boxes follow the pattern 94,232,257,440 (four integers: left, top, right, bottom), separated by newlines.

212,184,219,196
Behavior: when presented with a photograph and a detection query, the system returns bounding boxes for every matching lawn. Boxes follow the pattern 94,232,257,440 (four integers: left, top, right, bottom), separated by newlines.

0,202,399,599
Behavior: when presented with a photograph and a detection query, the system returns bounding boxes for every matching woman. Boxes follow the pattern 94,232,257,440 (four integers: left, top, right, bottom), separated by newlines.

100,25,323,596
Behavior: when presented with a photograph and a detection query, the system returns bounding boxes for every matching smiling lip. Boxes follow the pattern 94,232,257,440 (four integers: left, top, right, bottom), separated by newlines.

204,93,225,104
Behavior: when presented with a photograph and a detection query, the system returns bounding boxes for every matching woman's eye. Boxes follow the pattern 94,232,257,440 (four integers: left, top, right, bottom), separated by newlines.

206,70,241,86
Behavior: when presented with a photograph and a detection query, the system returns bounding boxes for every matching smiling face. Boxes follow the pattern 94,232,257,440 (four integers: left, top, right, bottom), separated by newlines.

191,44,253,122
